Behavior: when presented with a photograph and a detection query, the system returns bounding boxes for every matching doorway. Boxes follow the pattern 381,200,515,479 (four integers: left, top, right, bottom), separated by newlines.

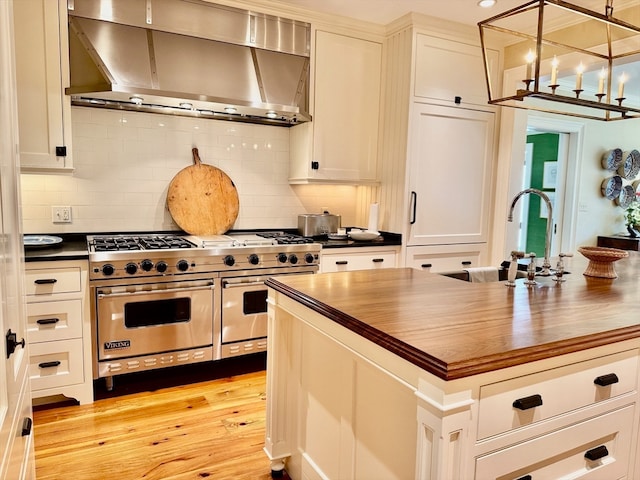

515,131,569,258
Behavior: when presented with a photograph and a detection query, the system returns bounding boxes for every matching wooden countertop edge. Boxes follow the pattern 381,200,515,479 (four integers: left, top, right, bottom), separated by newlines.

267,278,640,381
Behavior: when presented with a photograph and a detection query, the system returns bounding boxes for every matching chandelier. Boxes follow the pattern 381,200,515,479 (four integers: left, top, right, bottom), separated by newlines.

478,0,640,121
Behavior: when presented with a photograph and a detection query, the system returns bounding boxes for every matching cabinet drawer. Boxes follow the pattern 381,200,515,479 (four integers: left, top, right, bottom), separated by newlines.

25,267,81,295
477,349,638,440
405,245,485,273
27,299,83,343
29,338,84,391
475,404,634,480
320,250,396,273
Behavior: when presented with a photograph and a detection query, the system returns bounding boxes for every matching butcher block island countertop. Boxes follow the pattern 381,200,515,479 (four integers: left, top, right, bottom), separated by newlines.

264,252,640,480
266,254,640,380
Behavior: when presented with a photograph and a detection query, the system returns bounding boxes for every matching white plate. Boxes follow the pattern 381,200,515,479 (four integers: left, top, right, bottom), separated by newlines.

349,230,380,241
24,235,63,248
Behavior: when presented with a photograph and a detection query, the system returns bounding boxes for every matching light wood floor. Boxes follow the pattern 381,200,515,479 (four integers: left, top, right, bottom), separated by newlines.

33,363,277,480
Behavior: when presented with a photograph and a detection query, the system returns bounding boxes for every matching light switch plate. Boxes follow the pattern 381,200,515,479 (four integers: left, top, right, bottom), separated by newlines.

52,206,72,223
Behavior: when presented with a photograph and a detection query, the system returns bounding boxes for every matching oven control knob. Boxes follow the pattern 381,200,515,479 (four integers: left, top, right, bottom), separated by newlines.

289,254,299,265
177,260,189,272
304,253,316,264
101,264,115,276
156,261,168,273
248,254,260,265
224,255,235,267
141,259,154,271
125,263,138,275
277,253,288,263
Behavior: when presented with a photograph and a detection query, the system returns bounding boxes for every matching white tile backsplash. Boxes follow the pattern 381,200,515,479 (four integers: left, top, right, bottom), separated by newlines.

21,107,359,234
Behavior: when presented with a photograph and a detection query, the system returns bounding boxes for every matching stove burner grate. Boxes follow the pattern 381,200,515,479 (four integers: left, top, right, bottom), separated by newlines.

91,235,196,252
256,232,314,245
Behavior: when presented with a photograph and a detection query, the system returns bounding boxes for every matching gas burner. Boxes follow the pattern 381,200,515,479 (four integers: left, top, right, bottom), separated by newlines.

256,232,314,245
89,235,196,252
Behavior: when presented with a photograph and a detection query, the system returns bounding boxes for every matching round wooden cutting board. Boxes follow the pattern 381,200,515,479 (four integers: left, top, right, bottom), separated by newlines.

167,148,239,235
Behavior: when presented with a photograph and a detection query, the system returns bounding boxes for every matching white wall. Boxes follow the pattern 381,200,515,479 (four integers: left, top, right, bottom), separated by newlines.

20,107,359,234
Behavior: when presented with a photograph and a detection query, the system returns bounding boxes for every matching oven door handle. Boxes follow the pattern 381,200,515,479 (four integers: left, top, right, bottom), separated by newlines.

97,283,214,299
222,280,266,288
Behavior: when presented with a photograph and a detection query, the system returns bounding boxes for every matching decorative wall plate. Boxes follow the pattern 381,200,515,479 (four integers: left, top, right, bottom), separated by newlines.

601,175,623,200
602,148,623,171
616,185,636,208
618,149,640,179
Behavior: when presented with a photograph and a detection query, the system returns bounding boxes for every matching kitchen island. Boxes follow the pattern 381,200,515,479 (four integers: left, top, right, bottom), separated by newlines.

264,253,640,479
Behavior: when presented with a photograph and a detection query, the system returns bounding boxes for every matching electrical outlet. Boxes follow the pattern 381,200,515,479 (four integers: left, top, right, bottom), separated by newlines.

52,206,72,223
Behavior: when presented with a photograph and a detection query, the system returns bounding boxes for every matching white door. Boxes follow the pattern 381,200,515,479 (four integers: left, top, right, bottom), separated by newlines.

407,103,495,246
0,0,34,478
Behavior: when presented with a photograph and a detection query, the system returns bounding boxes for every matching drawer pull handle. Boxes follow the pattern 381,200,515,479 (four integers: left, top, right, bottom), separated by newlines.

38,360,61,369
21,417,33,437
36,318,60,325
585,445,609,461
372,258,384,263
34,278,57,285
461,261,472,266
515,476,532,480
594,373,619,386
512,394,543,410
335,261,348,265
421,263,432,268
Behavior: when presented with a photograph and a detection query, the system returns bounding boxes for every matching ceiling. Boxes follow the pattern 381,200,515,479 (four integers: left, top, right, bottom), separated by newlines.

271,0,638,26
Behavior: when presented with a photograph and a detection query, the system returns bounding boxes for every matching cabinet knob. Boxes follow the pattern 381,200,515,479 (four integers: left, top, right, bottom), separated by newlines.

21,417,33,437
512,394,543,410
311,161,319,170
5,329,25,359
594,373,619,386
584,445,609,461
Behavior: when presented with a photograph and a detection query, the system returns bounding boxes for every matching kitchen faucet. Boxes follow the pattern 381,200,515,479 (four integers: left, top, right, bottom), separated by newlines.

507,188,553,276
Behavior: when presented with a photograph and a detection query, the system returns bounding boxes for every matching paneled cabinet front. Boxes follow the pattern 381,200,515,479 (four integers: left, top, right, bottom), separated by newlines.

320,247,398,273
289,30,382,184
12,0,72,171
406,103,495,248
25,261,92,405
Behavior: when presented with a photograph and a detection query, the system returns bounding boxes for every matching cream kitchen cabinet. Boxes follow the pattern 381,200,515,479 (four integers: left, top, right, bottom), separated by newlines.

25,260,92,405
289,30,382,184
406,103,495,248
13,0,73,171
319,246,398,273
405,243,487,273
414,33,499,108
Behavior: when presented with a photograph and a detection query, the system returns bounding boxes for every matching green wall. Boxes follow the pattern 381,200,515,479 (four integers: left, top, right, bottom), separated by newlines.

525,133,559,257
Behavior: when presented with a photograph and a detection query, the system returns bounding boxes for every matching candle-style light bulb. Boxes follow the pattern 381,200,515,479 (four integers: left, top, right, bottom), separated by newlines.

550,56,559,85
618,73,626,98
575,62,584,90
525,49,535,80
598,67,606,95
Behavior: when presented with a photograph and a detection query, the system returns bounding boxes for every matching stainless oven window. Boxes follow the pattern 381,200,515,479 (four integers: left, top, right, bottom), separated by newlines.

124,297,191,327
243,290,267,315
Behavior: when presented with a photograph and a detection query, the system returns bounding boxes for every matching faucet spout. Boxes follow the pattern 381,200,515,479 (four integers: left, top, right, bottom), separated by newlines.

508,188,553,276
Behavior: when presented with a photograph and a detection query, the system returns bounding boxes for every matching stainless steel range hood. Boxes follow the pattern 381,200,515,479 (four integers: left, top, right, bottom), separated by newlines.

66,0,311,126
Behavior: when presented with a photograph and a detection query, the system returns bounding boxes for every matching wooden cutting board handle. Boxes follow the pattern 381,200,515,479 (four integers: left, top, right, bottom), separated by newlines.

192,147,202,166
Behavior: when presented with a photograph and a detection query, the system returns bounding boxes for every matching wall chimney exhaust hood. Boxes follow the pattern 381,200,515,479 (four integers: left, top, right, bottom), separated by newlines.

66,0,311,126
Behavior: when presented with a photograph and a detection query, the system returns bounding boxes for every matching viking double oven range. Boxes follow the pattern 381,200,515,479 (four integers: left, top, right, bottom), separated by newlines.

88,232,320,390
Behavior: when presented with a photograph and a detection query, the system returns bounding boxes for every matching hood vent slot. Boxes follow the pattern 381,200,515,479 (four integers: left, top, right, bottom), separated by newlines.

67,0,311,126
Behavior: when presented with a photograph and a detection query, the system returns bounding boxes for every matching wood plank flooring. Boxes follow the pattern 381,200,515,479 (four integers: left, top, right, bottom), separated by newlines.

33,357,281,480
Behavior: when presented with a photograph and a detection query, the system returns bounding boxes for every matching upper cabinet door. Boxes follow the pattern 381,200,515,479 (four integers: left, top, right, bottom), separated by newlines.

407,103,495,246
289,30,382,184
414,34,499,108
13,0,73,171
